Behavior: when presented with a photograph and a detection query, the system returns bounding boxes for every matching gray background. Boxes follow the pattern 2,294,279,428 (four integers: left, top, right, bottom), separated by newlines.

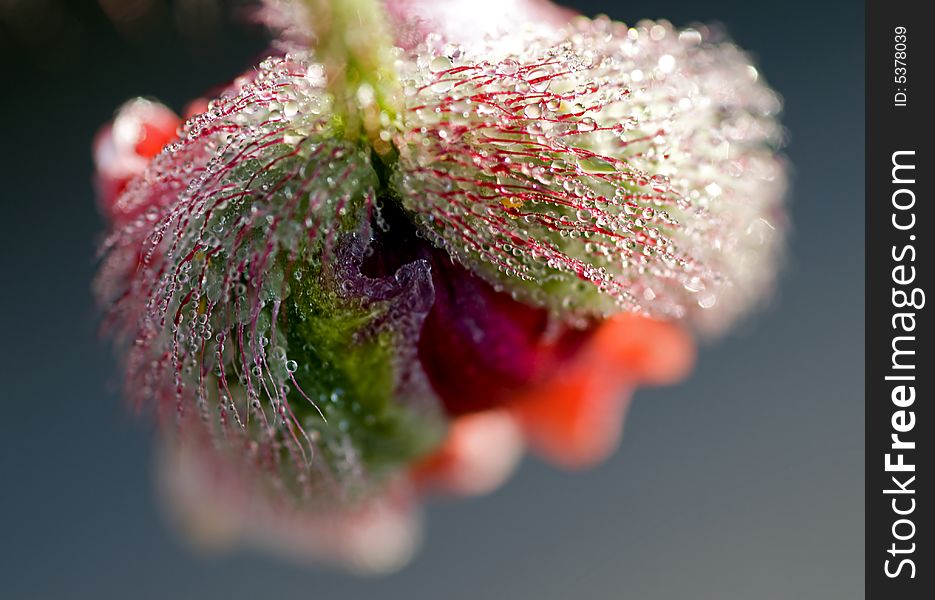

0,0,863,598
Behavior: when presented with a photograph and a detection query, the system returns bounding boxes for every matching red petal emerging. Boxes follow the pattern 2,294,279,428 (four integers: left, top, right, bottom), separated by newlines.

418,253,591,415
366,200,694,468
93,99,181,222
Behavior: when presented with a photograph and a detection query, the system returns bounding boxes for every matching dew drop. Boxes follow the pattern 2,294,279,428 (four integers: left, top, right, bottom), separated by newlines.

497,59,519,75
430,56,453,73
430,79,454,93
577,117,597,132
523,104,542,119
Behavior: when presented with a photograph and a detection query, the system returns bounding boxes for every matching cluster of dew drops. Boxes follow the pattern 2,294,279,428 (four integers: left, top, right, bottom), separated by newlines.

393,17,786,330
98,51,389,497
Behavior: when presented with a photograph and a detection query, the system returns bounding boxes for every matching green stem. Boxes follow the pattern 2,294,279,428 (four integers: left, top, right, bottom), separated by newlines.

302,0,401,157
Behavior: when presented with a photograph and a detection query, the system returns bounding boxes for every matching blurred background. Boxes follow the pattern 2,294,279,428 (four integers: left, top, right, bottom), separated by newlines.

0,0,863,598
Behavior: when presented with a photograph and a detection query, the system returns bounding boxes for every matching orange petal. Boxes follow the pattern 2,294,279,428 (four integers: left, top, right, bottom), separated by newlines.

411,410,524,496
511,314,693,468
511,360,633,468
93,99,181,221
134,112,181,158
591,313,695,385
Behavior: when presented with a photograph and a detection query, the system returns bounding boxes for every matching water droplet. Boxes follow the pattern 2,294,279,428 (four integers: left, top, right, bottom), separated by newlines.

430,56,453,72
430,79,454,93
650,175,670,193
577,117,597,132
523,104,542,119
497,59,519,75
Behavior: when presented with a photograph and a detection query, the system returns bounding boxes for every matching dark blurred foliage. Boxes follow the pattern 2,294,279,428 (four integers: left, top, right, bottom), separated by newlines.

2,1,266,120
3,0,251,74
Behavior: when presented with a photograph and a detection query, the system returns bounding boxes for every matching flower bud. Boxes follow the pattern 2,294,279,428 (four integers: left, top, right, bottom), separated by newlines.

393,19,786,332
